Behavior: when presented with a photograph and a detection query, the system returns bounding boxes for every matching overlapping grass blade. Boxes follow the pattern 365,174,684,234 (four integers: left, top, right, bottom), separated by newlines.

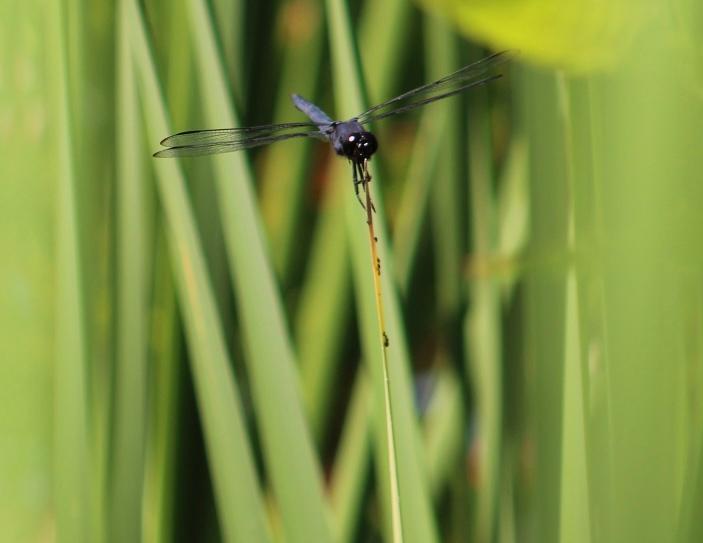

517,66,569,541
259,0,324,282
422,367,464,498
495,136,530,294
359,0,412,102
582,27,703,540
141,4,191,542
177,0,333,540
464,47,504,543
295,174,352,440
142,226,182,543
51,0,90,540
165,0,195,127
110,4,149,540
392,107,446,294
210,0,246,106
427,19,463,323
128,2,272,541
330,369,373,543
559,274,591,542
558,76,594,543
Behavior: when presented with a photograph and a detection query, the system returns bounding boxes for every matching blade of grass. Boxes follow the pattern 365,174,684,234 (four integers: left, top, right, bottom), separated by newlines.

517,65,569,542
324,1,439,541
422,367,464,499
259,0,324,282
497,446,517,543
141,5,192,540
295,171,351,441
427,20,462,324
555,74,594,543
559,273,591,543
211,0,246,106
110,5,149,540
575,76,616,543
359,0,412,102
392,108,446,295
584,21,703,539
180,0,334,540
63,0,84,163
51,0,90,539
464,47,504,543
129,2,272,541
73,0,115,537
165,0,195,128
175,0,235,372
495,135,530,296
65,0,114,540
330,368,373,543
142,224,182,543
421,29,474,534
423,28,473,535
330,367,465,541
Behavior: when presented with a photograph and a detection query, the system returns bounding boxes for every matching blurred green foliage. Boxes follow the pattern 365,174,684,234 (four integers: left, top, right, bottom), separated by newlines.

3,0,703,542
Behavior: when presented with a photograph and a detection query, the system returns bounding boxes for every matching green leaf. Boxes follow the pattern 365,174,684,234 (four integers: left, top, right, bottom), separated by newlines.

415,0,646,71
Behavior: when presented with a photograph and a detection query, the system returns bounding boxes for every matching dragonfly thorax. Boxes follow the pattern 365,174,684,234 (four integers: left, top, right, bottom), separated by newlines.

341,131,378,162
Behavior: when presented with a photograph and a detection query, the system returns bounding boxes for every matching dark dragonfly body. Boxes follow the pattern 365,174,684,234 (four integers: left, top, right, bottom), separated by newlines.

291,93,378,201
291,93,377,162
154,51,511,205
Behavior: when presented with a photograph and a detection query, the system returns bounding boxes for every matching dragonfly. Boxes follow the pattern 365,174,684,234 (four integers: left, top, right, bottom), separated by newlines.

154,51,511,208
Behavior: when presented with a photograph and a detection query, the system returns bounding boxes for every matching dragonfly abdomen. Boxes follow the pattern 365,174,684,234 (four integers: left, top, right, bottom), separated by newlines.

291,94,334,131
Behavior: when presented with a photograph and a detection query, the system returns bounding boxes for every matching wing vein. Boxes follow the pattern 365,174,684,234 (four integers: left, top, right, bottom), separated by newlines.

354,50,511,125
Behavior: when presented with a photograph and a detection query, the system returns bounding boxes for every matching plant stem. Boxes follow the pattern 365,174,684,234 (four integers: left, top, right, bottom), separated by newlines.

362,161,403,543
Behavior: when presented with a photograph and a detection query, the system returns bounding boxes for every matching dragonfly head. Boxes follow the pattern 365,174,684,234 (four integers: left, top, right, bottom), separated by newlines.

343,131,378,162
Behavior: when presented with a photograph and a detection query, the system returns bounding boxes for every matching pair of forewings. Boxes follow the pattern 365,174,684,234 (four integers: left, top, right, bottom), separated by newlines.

155,51,511,158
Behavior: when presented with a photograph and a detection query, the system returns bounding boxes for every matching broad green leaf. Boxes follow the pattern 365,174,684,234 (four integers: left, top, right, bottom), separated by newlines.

416,0,646,71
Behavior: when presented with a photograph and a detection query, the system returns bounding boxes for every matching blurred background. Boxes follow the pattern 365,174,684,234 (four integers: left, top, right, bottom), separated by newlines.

3,0,703,541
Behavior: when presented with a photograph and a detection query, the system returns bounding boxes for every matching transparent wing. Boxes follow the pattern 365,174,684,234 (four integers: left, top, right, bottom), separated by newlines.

154,130,327,158
159,120,329,147
354,50,512,125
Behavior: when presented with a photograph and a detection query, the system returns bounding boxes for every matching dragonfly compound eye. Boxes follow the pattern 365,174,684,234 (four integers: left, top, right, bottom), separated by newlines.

342,134,358,157
356,132,377,160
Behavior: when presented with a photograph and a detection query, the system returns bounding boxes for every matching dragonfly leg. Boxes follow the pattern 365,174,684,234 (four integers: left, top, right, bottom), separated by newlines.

352,161,366,209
